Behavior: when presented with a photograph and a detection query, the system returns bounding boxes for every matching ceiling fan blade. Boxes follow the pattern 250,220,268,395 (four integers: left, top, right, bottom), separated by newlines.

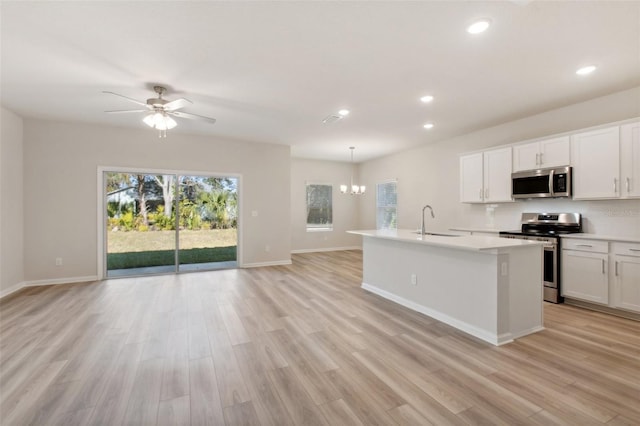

163,98,193,111
169,111,216,124
105,109,148,114
102,91,147,107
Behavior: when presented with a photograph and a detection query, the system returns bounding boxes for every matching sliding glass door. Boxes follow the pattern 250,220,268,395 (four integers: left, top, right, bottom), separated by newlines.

104,171,238,278
177,175,238,272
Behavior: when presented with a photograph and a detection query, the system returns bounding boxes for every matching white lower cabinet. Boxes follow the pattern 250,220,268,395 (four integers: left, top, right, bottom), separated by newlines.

562,248,609,305
613,243,640,313
562,238,640,314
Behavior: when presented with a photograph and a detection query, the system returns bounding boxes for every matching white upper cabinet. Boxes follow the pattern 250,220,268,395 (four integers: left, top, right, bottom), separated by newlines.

460,152,484,203
459,117,639,204
540,137,571,168
460,147,512,204
512,142,539,172
513,136,570,172
571,126,620,200
620,122,640,198
483,147,513,203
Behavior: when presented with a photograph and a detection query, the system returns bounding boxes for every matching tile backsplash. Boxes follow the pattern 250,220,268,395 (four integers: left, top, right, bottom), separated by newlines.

463,199,640,237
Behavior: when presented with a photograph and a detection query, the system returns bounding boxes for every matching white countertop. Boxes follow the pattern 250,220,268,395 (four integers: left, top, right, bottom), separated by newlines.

560,233,640,244
347,229,543,252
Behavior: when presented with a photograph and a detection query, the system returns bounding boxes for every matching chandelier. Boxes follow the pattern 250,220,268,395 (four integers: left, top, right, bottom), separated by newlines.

340,147,366,195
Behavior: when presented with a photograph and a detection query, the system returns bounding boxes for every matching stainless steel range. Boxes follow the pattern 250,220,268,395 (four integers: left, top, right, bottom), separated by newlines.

500,213,582,303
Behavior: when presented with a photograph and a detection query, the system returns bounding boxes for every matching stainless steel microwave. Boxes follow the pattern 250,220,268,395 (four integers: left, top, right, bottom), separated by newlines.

511,166,572,199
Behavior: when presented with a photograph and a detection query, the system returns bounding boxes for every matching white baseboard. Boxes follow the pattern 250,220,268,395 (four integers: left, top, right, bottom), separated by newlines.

0,275,99,300
23,275,99,287
362,282,510,346
0,281,27,299
241,260,292,268
291,246,362,254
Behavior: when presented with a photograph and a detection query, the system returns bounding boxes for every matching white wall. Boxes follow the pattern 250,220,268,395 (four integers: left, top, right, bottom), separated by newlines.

7,86,640,288
0,107,25,297
291,158,361,252
359,87,640,238
23,119,291,282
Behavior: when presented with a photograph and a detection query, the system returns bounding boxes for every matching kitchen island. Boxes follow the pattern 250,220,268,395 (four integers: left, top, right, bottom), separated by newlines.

348,229,544,345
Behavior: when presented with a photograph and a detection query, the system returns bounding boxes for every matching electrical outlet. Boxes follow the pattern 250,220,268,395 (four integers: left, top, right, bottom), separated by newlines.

55,257,63,266
411,274,417,285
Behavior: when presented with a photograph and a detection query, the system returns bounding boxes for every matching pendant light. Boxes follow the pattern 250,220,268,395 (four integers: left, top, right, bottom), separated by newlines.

340,146,366,195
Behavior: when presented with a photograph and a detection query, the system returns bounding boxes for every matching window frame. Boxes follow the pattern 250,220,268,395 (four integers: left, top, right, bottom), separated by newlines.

376,180,398,230
305,182,334,232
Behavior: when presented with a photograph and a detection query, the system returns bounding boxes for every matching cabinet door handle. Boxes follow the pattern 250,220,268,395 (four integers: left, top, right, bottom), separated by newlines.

626,177,631,193
614,178,618,193
615,261,619,276
539,152,544,165
576,244,593,248
629,248,640,252
479,188,483,200
602,259,605,274
485,188,489,199
535,153,539,165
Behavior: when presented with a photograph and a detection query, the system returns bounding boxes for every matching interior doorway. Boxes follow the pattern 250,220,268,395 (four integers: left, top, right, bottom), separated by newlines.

103,170,239,278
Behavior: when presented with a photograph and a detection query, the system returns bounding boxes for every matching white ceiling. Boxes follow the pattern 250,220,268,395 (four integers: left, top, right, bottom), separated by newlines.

2,1,639,162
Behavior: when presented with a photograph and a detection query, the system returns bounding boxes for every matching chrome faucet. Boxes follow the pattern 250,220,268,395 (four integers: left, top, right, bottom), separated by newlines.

421,205,435,235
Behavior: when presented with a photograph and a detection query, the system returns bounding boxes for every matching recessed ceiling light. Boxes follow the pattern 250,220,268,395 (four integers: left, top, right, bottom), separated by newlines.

576,65,597,76
423,123,435,129
420,95,434,103
467,19,491,34
338,109,350,116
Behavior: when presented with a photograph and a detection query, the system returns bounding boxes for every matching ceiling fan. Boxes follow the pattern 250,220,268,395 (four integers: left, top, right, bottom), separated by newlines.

103,85,216,137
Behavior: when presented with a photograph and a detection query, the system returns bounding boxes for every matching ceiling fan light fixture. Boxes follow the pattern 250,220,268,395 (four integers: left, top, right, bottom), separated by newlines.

143,112,158,128
163,114,177,130
104,86,215,138
143,112,177,130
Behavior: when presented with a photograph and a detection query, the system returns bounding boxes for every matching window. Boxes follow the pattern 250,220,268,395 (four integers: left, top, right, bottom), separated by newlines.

306,184,333,231
377,181,397,229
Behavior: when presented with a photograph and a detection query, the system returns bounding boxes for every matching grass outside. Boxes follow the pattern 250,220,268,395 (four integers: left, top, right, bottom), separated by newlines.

107,229,237,252
107,228,237,270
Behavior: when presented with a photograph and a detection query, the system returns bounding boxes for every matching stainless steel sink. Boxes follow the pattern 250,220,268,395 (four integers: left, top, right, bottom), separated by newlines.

414,232,461,237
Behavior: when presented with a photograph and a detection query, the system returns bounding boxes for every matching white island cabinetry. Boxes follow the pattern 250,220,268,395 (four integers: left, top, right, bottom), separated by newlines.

348,230,544,346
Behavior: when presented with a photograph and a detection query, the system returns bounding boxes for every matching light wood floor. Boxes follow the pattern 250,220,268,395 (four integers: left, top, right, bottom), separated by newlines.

1,250,639,425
